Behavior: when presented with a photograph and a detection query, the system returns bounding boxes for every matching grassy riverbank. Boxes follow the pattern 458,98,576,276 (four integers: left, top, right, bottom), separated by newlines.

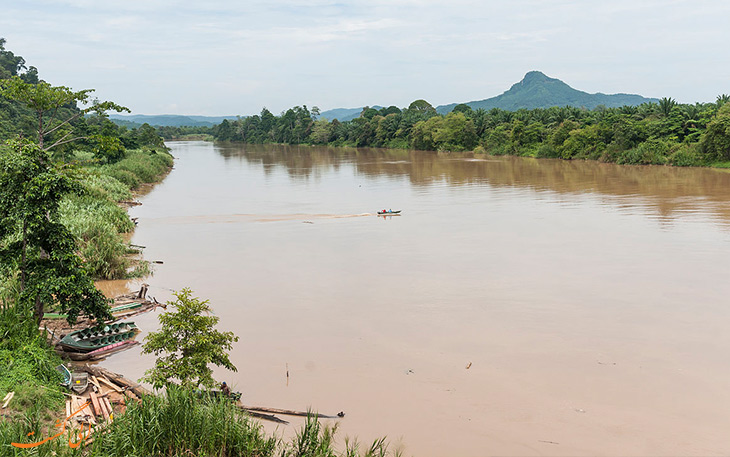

0,144,174,455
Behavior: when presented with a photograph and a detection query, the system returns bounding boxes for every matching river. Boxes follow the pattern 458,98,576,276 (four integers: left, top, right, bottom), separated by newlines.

100,141,730,456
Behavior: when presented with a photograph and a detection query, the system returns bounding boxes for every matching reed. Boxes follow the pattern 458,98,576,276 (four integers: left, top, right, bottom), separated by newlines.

59,195,132,280
102,149,173,189
87,386,278,457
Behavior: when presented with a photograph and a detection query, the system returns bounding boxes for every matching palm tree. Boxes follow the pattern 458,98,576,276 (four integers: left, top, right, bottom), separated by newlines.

717,94,730,107
658,97,677,117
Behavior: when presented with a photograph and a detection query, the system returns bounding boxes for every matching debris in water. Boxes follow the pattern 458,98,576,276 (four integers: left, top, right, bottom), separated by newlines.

303,221,314,224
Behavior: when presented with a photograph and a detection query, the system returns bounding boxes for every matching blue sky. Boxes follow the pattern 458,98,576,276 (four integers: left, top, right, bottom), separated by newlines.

2,0,729,115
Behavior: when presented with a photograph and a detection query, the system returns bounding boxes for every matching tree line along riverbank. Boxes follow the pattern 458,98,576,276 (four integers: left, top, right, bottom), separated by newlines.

159,96,730,168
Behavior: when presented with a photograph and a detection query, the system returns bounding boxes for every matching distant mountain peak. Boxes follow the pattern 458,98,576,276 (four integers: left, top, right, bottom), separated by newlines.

519,70,552,85
436,71,658,113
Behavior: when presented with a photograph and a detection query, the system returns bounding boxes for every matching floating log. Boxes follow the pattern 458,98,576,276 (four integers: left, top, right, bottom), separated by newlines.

82,365,152,398
241,404,341,419
239,407,288,424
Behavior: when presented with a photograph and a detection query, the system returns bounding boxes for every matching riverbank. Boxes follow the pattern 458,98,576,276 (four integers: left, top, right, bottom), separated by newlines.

193,101,730,170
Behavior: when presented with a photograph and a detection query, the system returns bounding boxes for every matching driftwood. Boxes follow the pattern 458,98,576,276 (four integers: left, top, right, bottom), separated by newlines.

241,405,342,419
82,365,152,398
237,407,289,424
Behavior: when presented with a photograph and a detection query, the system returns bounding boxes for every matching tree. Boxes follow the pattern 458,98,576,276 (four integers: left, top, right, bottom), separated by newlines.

141,288,239,390
0,37,37,83
701,104,730,160
452,103,473,115
0,138,112,324
0,76,129,150
658,97,677,117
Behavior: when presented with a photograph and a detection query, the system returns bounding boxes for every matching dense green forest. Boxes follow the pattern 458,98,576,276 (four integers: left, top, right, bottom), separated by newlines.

199,95,730,167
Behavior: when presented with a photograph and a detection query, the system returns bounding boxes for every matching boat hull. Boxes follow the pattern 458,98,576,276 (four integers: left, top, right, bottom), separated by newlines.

59,322,139,353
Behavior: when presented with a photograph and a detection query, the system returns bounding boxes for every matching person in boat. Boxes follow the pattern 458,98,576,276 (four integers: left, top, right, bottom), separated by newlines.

221,381,231,396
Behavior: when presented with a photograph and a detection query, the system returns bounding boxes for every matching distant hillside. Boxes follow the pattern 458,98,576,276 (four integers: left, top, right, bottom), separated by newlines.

318,106,382,122
109,114,238,128
436,71,658,114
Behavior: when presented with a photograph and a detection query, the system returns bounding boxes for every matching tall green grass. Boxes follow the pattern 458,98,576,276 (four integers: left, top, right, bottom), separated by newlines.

86,388,399,457
57,148,173,280
87,386,278,457
0,303,67,457
102,149,174,188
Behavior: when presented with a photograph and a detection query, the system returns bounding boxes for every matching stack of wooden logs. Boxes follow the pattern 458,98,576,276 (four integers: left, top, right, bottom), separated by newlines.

62,366,152,443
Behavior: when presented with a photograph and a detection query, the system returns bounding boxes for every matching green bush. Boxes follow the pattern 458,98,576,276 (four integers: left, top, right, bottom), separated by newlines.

617,139,670,165
669,143,704,167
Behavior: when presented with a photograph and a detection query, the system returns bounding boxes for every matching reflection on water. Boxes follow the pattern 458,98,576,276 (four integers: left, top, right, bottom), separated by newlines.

104,141,730,457
218,143,730,227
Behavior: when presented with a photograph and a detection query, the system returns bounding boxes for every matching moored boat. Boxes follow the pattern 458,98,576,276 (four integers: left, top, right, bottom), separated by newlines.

70,371,89,394
59,321,139,353
62,340,140,361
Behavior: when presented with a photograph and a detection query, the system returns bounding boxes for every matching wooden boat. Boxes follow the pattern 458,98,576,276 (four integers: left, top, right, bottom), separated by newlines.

377,210,401,215
70,371,89,394
59,321,139,353
43,302,144,320
56,364,72,387
200,389,242,402
63,340,140,361
110,302,143,314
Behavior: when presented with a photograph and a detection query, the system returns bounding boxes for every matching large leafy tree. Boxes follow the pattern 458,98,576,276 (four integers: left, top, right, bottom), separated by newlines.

701,103,730,160
0,75,129,150
0,138,112,324
141,288,239,390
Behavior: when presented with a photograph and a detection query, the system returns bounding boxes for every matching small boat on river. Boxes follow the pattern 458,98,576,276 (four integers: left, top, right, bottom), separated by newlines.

59,321,139,353
377,210,401,215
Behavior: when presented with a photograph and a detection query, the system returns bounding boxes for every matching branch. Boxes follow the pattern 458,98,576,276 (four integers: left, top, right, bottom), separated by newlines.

44,111,84,137
45,134,88,151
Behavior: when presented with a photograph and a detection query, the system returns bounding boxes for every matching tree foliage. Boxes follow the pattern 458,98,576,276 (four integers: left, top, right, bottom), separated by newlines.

0,75,129,150
205,93,730,166
0,138,112,323
141,288,239,390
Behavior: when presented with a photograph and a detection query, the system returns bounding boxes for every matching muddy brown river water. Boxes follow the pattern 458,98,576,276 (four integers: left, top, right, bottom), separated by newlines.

99,141,730,456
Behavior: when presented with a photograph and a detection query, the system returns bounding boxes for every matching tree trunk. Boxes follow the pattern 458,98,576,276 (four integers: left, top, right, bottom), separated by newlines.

34,295,43,325
38,112,44,149
20,219,27,291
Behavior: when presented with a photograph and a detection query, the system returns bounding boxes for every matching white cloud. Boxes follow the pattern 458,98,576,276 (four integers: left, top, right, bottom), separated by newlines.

1,0,728,114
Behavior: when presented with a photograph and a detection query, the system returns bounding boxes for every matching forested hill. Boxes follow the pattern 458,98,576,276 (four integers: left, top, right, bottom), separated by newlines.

109,114,238,128
318,106,382,122
436,71,659,114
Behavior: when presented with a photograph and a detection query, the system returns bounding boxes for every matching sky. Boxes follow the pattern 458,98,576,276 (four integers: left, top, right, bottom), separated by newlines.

2,0,729,116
